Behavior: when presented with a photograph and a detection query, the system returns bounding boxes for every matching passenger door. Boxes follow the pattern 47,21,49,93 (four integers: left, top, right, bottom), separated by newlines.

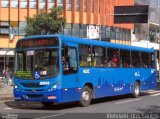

61,44,80,102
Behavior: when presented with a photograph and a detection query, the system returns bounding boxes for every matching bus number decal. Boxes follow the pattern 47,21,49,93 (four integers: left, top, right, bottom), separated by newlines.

83,69,90,74
135,71,140,77
39,82,50,86
114,87,123,92
151,69,155,73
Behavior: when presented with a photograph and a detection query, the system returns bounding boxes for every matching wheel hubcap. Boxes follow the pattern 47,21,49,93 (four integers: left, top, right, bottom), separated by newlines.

82,91,89,102
135,85,139,95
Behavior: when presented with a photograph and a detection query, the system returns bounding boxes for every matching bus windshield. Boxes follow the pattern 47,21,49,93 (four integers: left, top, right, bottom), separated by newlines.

15,48,59,79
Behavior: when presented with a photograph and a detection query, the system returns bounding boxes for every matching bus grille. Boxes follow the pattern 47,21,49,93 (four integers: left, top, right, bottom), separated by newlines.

20,83,45,88
24,89,45,92
26,94,43,99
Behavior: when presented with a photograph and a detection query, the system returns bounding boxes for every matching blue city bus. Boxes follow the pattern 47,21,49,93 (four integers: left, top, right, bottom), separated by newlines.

14,34,157,107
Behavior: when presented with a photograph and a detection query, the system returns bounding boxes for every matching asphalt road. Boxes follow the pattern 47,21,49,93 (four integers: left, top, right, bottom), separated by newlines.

0,87,160,119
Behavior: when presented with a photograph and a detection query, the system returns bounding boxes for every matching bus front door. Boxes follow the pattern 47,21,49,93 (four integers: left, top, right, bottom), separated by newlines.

61,45,80,102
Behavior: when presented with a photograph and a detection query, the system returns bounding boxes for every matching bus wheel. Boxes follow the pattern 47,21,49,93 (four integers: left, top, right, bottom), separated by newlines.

133,82,140,98
41,102,54,107
79,86,92,107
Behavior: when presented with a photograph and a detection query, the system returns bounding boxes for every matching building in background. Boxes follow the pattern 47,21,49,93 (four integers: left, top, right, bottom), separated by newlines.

132,0,160,73
0,0,134,71
132,0,160,50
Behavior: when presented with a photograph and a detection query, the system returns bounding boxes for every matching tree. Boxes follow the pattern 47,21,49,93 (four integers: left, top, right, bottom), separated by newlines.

25,7,66,36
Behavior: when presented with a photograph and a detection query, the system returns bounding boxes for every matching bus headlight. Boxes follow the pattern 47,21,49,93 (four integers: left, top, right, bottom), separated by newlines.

14,84,21,91
47,83,58,92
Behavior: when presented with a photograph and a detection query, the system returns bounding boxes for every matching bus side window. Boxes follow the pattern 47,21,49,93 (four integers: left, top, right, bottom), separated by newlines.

107,48,119,67
62,56,69,71
131,51,141,68
92,46,106,67
141,52,149,68
120,49,130,68
62,46,69,71
79,45,92,67
150,53,155,68
68,47,78,71
62,46,78,74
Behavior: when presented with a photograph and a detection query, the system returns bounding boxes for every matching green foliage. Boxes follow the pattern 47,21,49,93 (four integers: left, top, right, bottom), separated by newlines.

25,7,66,36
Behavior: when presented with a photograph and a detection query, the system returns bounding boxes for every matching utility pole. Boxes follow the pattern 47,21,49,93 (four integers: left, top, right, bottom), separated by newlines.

99,25,101,41
158,0,160,82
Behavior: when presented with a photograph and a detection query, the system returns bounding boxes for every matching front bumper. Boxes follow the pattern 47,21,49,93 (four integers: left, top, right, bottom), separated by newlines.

14,89,61,103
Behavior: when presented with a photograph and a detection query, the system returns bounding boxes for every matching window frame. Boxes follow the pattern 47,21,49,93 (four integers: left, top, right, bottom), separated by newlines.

39,0,46,9
76,0,80,12
119,49,131,68
1,0,9,8
107,47,120,68
20,0,28,8
150,52,156,68
66,0,72,11
62,46,78,75
30,0,37,9
141,52,150,68
92,46,107,68
83,0,87,12
131,50,141,68
11,0,18,8
79,44,92,68
91,0,94,13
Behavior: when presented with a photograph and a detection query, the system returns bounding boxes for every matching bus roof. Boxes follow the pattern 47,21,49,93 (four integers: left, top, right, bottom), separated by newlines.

61,35,154,53
20,34,154,53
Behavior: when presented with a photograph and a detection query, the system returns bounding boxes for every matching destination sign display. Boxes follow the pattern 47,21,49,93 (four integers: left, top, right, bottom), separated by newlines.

16,37,59,48
16,70,32,78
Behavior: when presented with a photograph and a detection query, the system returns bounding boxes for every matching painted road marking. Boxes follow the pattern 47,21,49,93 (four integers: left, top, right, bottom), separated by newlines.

150,93,160,97
144,90,160,94
35,113,65,119
115,99,141,104
16,103,41,107
4,107,12,110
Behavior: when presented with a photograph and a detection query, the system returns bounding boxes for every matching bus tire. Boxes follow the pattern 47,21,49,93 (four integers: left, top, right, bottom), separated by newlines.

79,86,92,107
41,102,54,107
132,81,140,98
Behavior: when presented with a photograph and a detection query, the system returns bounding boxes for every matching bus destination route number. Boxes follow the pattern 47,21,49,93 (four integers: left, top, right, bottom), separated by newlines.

16,71,32,78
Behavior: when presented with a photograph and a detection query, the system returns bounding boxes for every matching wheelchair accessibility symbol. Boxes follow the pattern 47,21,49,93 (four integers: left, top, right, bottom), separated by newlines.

34,71,40,79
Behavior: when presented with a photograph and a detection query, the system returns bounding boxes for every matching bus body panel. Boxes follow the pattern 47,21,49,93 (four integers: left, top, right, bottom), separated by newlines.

140,68,157,91
60,41,82,102
61,73,81,102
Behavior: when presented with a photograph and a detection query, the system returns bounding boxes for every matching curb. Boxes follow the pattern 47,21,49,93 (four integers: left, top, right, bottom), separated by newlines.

0,97,14,101
0,85,14,101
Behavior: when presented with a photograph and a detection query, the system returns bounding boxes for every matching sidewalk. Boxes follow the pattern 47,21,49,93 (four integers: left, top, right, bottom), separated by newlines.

0,77,14,100
0,85,14,101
